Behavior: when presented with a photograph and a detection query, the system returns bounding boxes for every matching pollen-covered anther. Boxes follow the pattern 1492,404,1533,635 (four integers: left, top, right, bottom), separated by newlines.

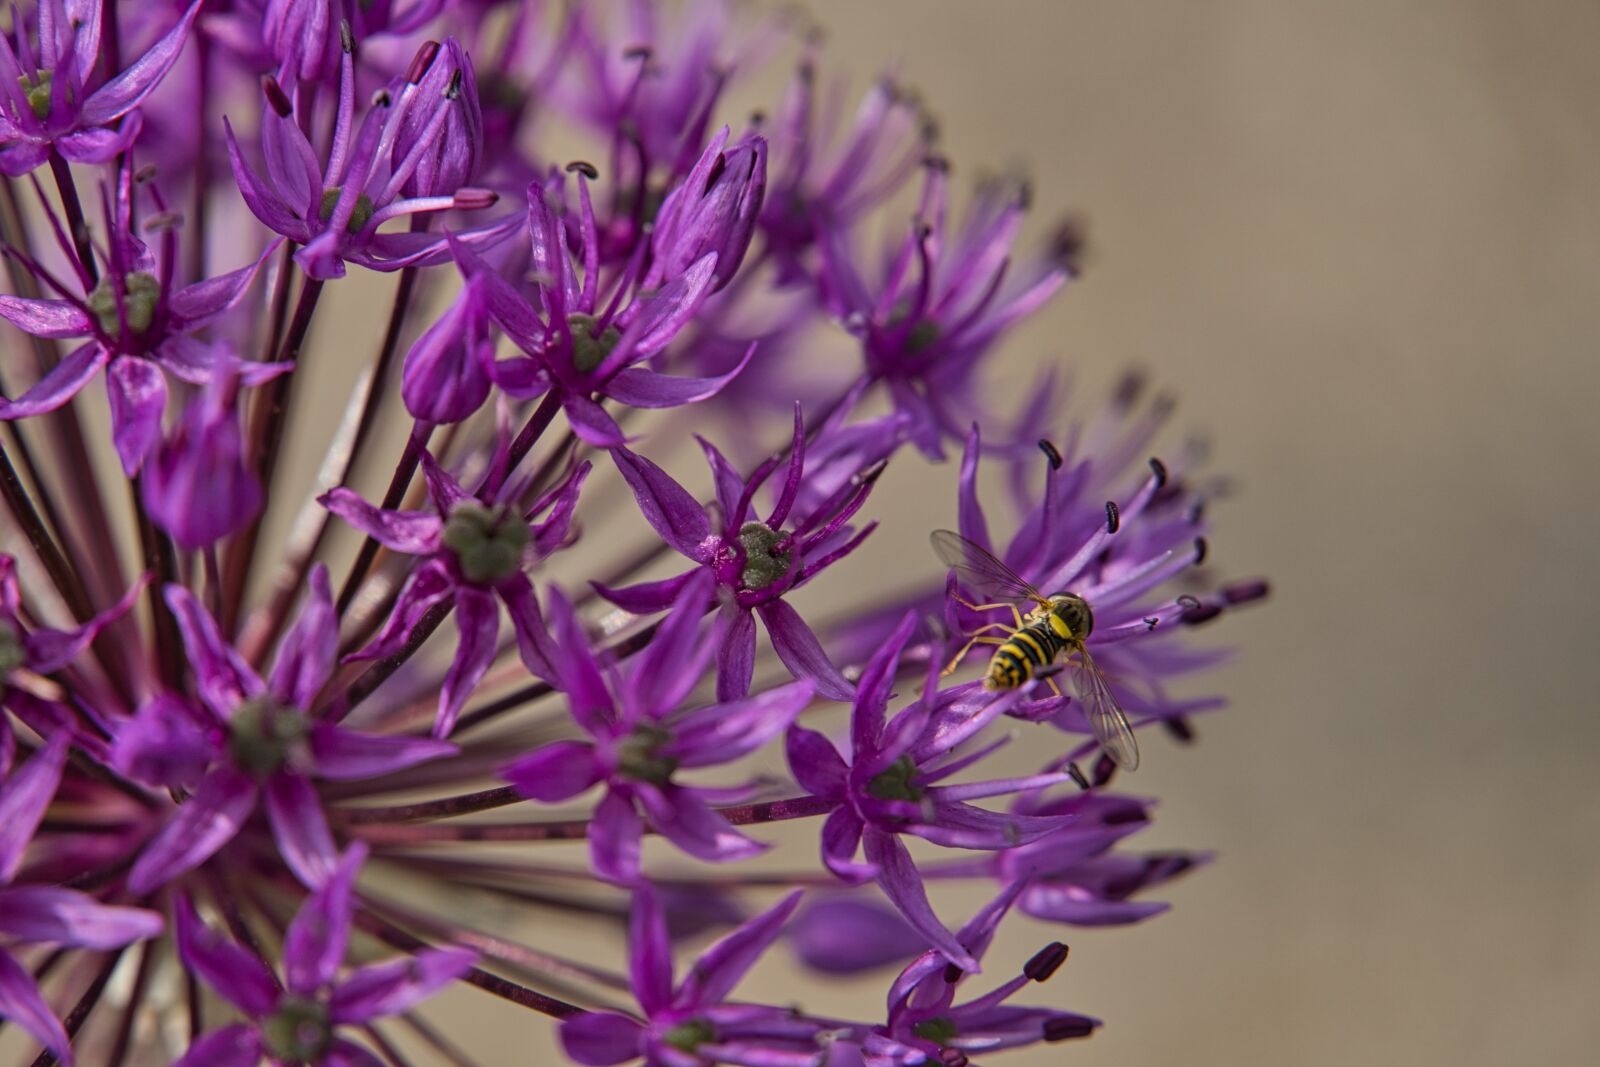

565,160,600,179
1024,941,1069,982
1038,438,1063,470
1105,500,1121,534
736,521,792,591
441,501,531,584
406,40,442,84
1148,456,1168,486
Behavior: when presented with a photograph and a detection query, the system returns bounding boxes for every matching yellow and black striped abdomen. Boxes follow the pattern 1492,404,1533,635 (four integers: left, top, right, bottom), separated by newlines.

984,620,1067,690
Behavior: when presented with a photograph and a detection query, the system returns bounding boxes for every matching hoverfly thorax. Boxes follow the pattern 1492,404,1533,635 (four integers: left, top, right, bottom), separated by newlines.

1047,594,1094,643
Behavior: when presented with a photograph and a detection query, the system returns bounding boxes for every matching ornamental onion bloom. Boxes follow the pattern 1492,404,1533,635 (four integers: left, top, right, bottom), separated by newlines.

0,2,1261,1062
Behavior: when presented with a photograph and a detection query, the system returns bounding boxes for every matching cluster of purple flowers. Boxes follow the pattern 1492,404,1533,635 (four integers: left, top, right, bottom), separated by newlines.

0,2,1265,1064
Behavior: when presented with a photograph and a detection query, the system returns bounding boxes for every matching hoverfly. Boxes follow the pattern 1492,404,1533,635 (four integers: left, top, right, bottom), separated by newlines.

931,529,1139,771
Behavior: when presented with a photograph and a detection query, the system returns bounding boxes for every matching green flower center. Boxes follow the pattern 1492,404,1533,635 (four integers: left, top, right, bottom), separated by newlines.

616,723,677,785
904,318,942,354
913,1016,958,1046
0,621,26,679
18,70,52,120
566,312,621,374
228,698,310,780
441,501,530,585
87,272,161,338
866,754,924,803
736,521,792,591
662,1017,715,1053
319,187,376,234
261,995,334,1064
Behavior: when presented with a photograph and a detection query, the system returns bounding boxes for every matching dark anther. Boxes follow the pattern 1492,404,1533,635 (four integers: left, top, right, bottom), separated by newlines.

1038,439,1062,470
943,962,964,984
1091,753,1116,788
1163,716,1195,744
262,76,293,118
1049,216,1088,275
1102,803,1146,826
922,154,951,172
856,459,889,486
704,153,727,193
1176,595,1201,610
371,89,392,109
1188,499,1206,524
339,19,355,53
407,41,441,84
1104,501,1120,534
452,188,499,211
1016,180,1034,210
565,160,600,179
749,108,767,125
1223,579,1270,605
1181,603,1222,627
1193,537,1208,565
445,69,464,101
1044,1017,1096,1042
914,221,933,242
1143,616,1159,631
133,164,158,184
1024,942,1069,982
623,44,653,60
1148,456,1168,487
1067,762,1090,790
1112,369,1145,410
939,1051,969,1067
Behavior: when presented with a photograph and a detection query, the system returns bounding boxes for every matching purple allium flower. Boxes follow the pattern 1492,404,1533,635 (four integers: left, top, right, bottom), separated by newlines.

503,570,815,884
599,406,890,702
0,0,201,175
647,126,767,293
123,566,455,891
559,886,824,1067
0,735,165,1067
322,449,588,737
173,843,475,1066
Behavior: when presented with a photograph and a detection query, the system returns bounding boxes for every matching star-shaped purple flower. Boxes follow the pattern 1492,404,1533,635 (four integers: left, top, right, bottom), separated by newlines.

503,570,815,885
173,843,474,1067
122,566,456,892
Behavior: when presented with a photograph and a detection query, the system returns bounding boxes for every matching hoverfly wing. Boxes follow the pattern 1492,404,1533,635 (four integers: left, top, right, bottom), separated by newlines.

930,530,1048,605
1070,646,1140,772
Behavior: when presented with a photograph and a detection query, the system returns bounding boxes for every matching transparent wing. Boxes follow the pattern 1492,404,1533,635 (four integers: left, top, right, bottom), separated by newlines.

930,530,1048,606
1071,647,1141,772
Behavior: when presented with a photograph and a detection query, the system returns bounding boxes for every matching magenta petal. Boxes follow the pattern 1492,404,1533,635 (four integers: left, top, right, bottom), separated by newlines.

545,587,614,736
498,575,559,682
627,570,715,716
167,240,283,328
346,559,454,663
610,447,712,560
417,449,471,514
173,896,279,1016
852,612,919,759
0,950,71,1065
784,726,848,801
0,295,90,339
560,1012,645,1067
628,886,674,1016
590,789,643,886
329,947,476,1023
319,488,443,555
109,694,215,789
172,1025,264,1067
715,604,757,702
563,393,629,447
603,347,752,409
80,0,203,125
105,355,167,474
308,724,455,781
0,342,106,420
618,253,717,360
669,680,815,769
127,768,258,894
56,118,142,164
591,570,696,614
0,735,68,883
788,896,925,975
24,572,146,673
503,741,602,802
163,584,264,719
863,830,977,972
0,886,163,948
757,600,854,701
673,890,802,1012
820,807,877,885
437,587,499,739
268,565,337,710
634,783,766,865
284,843,365,996
265,772,339,889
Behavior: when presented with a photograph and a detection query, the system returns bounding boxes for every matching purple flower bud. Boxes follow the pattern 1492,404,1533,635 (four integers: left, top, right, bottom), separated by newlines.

650,128,767,292
143,379,262,549
401,276,495,423
395,38,484,198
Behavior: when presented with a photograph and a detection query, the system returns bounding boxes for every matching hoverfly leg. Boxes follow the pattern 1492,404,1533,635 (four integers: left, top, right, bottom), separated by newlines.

1032,662,1066,698
951,594,1027,629
941,627,1013,677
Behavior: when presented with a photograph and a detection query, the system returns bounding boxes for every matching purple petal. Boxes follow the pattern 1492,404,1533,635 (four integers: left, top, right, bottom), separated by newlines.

603,346,753,410
784,727,848,802
696,435,746,526
502,740,603,802
308,724,455,781
498,575,559,683
715,603,757,703
127,768,258,894
668,680,815,769
346,559,454,663
627,570,715,717
105,355,167,474
851,613,918,760
0,886,163,948
55,118,142,164
329,947,476,1023
266,772,339,889
613,253,717,362
163,584,264,718
545,587,614,737
1018,884,1170,927
167,240,283,328
0,342,106,419
173,895,279,1016
284,843,365,996
319,488,442,555
610,447,713,560
437,587,499,738
563,393,629,447
225,119,309,239
787,896,925,975
634,784,766,865
757,600,854,702
589,789,642,886
673,891,802,1011
0,296,90,338
628,885,673,1016
863,831,976,972
560,1012,644,1066
268,565,337,710
23,572,147,673
0,950,71,1065
0,735,67,883
81,0,203,125
956,424,991,549
172,1025,264,1067
417,448,471,515
820,807,877,884
110,694,216,789
591,570,697,614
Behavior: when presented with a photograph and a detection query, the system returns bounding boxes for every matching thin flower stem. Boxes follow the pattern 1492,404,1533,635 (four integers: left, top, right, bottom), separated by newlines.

397,1013,483,1067
186,33,210,280
361,1024,417,1067
105,940,156,1067
46,152,97,286
128,474,183,690
27,948,124,1067
479,391,564,499
331,595,453,719
341,784,525,823
0,440,96,624
350,794,833,842
335,422,434,618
